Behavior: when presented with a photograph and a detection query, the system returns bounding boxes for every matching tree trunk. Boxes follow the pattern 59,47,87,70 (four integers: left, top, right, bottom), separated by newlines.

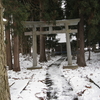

0,2,11,99
39,0,47,62
22,36,27,55
88,48,91,60
13,34,20,71
87,45,91,60
19,35,23,54
26,37,31,55
77,14,86,66
76,29,80,64
37,36,40,54
5,29,13,70
39,35,47,62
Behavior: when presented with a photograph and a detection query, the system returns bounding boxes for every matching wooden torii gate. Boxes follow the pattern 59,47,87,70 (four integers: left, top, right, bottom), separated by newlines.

22,19,80,69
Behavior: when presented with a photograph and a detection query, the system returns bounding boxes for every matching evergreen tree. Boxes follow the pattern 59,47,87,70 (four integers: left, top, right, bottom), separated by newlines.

3,0,29,71
5,25,12,70
46,34,59,50
65,0,100,66
39,0,64,62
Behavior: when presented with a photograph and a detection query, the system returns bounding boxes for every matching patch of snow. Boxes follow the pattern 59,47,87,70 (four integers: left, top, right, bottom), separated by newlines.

8,52,100,100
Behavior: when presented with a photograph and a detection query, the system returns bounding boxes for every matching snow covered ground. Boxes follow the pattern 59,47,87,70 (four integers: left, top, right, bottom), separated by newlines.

8,51,100,100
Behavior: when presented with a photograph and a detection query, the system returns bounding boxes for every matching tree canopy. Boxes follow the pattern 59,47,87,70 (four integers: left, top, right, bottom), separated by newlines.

3,0,29,34
65,0,100,45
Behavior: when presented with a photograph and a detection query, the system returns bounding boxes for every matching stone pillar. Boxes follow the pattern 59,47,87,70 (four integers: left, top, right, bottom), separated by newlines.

32,27,37,67
65,24,72,65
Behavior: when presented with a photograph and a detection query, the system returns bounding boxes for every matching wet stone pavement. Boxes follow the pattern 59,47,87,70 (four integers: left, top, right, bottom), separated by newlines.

45,57,78,100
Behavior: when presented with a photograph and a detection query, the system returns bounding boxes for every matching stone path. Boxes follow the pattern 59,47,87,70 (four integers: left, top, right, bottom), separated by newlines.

45,57,78,100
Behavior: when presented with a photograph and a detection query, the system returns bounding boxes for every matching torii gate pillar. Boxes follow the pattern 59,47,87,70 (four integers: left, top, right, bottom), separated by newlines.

32,27,37,67
65,24,72,65
27,27,42,69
